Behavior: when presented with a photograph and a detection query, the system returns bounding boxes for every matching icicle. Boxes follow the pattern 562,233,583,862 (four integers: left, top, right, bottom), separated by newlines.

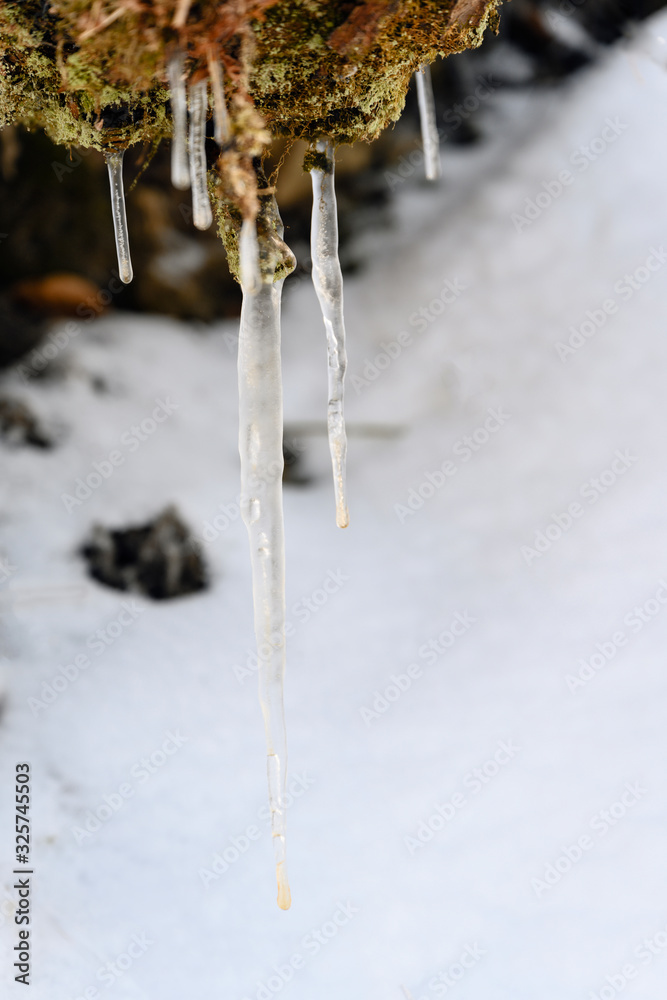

167,51,190,190
239,218,260,295
237,201,296,910
309,141,349,529
104,150,133,285
206,48,231,146
188,79,212,231
415,64,441,182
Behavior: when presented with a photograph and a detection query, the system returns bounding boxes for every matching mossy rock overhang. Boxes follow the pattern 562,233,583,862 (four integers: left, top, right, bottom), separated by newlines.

0,0,504,152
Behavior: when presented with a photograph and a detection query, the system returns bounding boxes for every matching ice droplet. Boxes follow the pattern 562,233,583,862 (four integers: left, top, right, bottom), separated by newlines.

167,51,190,190
104,150,133,284
188,79,212,230
310,141,349,529
415,64,441,182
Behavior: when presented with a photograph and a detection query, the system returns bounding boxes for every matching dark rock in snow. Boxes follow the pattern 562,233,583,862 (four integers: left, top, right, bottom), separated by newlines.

0,397,52,448
282,437,311,486
81,506,208,600
0,297,46,369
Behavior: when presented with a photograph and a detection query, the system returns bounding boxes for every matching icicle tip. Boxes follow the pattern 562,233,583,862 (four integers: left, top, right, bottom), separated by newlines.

276,862,291,910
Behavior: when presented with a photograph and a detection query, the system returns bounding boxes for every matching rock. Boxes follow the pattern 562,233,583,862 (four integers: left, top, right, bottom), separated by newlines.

0,297,46,369
282,438,311,486
81,506,208,600
0,397,52,448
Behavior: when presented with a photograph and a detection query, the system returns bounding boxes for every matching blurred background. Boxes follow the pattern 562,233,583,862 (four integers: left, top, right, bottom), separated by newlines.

2,1,667,997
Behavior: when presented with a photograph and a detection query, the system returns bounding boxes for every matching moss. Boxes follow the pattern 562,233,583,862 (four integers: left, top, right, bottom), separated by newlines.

0,2,171,150
213,164,296,283
302,146,332,174
249,0,503,145
0,0,504,275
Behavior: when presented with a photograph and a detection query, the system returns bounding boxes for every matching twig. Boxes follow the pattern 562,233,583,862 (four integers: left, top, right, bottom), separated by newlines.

78,3,130,42
172,0,192,29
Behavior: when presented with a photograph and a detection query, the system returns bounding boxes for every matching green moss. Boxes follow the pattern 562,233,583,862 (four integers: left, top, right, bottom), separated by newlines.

303,145,332,174
0,0,503,274
248,0,502,145
0,1,171,150
213,166,296,284
213,184,243,283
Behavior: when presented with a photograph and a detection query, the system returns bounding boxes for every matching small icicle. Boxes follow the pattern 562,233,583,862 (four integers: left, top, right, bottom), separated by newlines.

206,47,231,146
415,64,441,182
237,199,296,910
104,150,133,284
309,141,349,529
167,50,190,190
188,78,212,230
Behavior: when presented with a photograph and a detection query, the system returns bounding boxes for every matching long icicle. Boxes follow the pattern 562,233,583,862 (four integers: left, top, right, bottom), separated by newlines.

167,50,190,190
238,202,294,910
188,78,212,230
415,64,441,182
309,141,349,529
104,150,133,284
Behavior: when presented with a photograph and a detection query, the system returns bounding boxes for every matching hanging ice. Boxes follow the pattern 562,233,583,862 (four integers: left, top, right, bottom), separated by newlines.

104,150,133,284
207,51,231,147
188,79,213,230
167,51,190,190
415,64,441,182
310,141,349,529
237,203,295,910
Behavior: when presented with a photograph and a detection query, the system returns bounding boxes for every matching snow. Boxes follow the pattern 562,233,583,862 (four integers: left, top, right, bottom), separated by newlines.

3,16,667,999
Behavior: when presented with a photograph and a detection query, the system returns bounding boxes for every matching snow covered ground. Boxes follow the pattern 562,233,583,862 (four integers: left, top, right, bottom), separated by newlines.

3,15,667,1000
